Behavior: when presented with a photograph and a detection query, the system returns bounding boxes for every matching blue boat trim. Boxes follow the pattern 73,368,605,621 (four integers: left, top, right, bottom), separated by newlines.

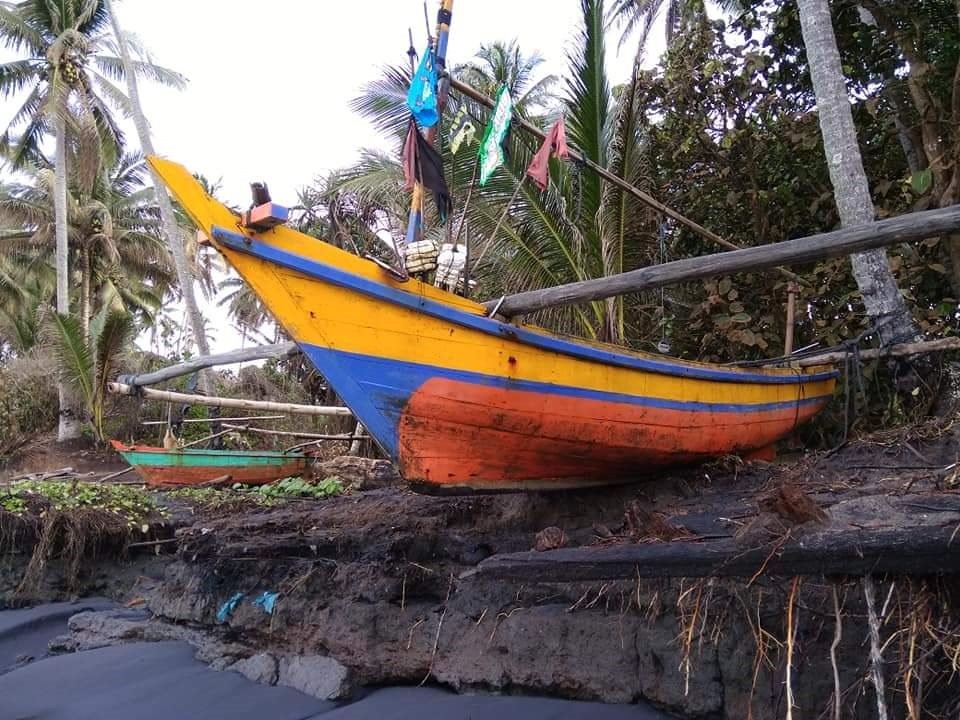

302,345,833,460
212,226,839,386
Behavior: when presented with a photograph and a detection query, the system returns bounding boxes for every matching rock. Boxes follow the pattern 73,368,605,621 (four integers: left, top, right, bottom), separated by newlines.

533,526,567,551
314,456,401,491
230,653,279,685
277,655,352,700
67,610,147,645
47,634,79,654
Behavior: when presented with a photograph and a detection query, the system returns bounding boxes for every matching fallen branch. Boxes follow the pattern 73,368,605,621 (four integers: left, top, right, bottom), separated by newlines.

10,467,74,482
118,342,299,388
108,382,353,418
127,538,178,550
98,467,134,483
196,474,234,488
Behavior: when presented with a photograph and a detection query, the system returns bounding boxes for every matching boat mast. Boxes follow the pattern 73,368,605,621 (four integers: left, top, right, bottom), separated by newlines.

403,0,454,250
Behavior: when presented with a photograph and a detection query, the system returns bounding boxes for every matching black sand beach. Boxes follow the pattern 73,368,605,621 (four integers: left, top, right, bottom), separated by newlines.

0,602,668,720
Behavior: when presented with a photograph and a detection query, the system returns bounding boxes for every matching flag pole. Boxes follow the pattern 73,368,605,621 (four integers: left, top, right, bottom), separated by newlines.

403,0,455,251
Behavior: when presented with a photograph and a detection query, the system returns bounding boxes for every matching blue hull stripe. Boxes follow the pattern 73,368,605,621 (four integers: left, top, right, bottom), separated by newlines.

214,227,839,386
301,345,831,461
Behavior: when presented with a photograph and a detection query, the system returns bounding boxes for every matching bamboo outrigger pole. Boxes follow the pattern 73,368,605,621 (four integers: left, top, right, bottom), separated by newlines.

108,382,353,418
481,204,960,317
403,0,455,249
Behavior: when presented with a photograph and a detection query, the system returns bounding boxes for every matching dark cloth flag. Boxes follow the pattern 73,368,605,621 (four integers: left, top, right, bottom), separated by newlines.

526,117,570,191
402,117,452,220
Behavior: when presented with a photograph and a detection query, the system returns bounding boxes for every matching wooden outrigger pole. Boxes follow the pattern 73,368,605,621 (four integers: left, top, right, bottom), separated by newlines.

481,204,960,318
403,0,455,250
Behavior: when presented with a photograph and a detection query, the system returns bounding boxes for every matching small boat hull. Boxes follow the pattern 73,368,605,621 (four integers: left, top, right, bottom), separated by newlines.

148,157,838,493
110,441,306,487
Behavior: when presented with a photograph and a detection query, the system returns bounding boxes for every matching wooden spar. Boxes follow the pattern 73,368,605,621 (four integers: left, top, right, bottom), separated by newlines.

142,415,286,426
119,342,298,388
404,0,455,248
482,204,960,317
221,423,356,441
472,524,960,581
791,336,960,368
108,382,353,418
448,76,791,273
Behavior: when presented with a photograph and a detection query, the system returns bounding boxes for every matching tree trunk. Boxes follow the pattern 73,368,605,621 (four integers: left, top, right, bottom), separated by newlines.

80,245,91,344
797,0,919,349
54,116,82,442
105,0,213,396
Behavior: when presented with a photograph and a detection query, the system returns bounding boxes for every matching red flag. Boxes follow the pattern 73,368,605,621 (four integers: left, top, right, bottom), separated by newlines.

402,118,418,191
525,117,569,191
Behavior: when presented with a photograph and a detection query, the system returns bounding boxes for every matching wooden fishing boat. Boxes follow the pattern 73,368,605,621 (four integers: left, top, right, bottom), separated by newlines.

110,440,307,487
148,157,837,493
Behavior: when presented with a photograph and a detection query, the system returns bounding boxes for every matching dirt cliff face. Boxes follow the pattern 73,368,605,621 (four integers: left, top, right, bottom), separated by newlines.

5,427,960,719
141,468,959,719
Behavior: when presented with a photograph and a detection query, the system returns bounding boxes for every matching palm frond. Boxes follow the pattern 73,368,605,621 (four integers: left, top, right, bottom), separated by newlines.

92,53,187,89
350,65,412,139
0,5,44,54
564,0,611,226
46,311,94,406
93,306,132,404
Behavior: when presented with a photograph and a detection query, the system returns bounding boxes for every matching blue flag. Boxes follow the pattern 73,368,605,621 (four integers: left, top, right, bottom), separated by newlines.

407,46,439,128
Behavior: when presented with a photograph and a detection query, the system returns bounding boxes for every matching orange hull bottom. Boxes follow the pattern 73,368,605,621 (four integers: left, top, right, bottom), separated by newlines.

397,379,826,491
130,463,306,488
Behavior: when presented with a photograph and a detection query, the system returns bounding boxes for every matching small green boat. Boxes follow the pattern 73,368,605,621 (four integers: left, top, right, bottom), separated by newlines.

111,441,307,487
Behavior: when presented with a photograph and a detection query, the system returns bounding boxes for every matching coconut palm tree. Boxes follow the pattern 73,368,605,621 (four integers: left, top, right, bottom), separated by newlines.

0,152,175,340
102,0,215,395
0,0,184,439
607,0,747,55
795,0,919,351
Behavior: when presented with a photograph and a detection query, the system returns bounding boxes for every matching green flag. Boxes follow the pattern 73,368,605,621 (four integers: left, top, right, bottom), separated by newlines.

478,86,513,186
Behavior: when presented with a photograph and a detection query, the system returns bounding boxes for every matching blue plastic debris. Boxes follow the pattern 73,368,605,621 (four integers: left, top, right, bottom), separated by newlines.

216,593,245,623
251,591,279,615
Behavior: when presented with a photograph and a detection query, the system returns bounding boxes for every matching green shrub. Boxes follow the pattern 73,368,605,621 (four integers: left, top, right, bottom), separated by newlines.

0,352,59,456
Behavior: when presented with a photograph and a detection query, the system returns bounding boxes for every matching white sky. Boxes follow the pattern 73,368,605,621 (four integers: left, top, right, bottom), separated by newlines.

1,0,652,352
117,0,641,206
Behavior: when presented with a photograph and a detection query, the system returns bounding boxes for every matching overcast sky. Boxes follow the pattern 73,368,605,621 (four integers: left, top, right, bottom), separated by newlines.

1,0,652,352
115,0,641,207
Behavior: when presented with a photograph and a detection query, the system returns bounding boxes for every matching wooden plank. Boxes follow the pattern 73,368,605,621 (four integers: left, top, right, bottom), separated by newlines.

481,205,960,317
118,342,299,388
473,524,960,580
108,382,353,418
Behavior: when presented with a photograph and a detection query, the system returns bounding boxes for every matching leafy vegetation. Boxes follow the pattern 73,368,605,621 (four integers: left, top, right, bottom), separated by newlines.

1,479,158,525
45,307,133,442
255,476,344,500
